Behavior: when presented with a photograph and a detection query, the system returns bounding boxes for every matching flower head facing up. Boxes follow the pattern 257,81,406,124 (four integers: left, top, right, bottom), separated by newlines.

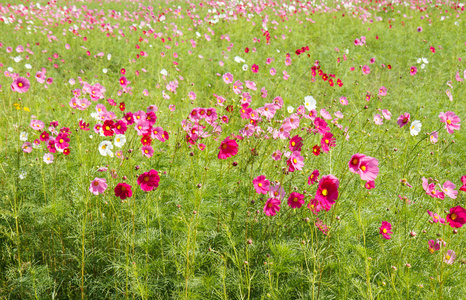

11,77,30,93
137,169,160,192
264,198,281,216
357,155,379,181
89,178,108,195
218,138,238,159
114,183,132,200
253,175,270,195
446,206,466,228
308,169,320,185
444,250,456,264
379,221,392,239
315,175,339,210
410,120,422,136
397,113,411,128
286,151,304,172
439,111,460,134
287,192,305,209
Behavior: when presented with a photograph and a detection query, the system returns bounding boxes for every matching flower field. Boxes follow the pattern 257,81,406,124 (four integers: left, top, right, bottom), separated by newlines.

1,0,466,298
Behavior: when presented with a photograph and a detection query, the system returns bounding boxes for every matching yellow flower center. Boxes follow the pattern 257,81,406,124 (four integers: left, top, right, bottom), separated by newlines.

116,138,120,142
144,176,150,182
451,213,457,220
268,202,273,208
258,183,262,187
383,228,387,233
291,142,295,146
274,191,278,196
429,248,434,254
121,186,126,191
102,145,106,149
293,197,298,203
293,158,297,164
361,166,366,171
446,255,451,260
93,181,99,186
144,150,149,153
222,144,227,150
325,139,329,144
59,139,64,143
106,126,110,130
322,189,328,196
18,82,23,87
447,120,451,125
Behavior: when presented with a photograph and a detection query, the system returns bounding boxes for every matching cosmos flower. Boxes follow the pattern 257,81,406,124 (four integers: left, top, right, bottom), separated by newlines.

379,221,392,240
218,138,238,159
397,113,411,128
427,210,445,224
439,111,460,134
308,169,319,185
315,175,339,210
43,153,54,164
287,192,305,209
11,77,30,93
410,120,422,136
137,169,160,192
89,178,108,195
446,206,466,228
253,175,270,195
263,198,281,216
98,141,113,157
443,250,456,264
114,183,132,200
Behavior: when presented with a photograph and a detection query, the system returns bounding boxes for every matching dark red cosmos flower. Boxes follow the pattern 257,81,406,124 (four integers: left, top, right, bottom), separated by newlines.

63,148,71,155
315,174,340,210
141,134,152,146
114,120,127,134
329,79,334,87
322,73,328,81
103,120,115,136
245,47,249,53
119,102,126,111
79,120,90,131
115,183,132,200
312,145,321,156
387,64,392,69
120,68,126,75
337,79,343,87
124,112,135,125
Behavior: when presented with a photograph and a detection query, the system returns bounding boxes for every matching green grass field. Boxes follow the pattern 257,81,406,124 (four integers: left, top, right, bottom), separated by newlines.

0,0,466,298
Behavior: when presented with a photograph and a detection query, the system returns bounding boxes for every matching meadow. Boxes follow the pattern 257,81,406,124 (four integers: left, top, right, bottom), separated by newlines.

0,0,466,298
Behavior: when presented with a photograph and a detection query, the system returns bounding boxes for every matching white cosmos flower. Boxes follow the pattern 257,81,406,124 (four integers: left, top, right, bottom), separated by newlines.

304,96,316,111
287,106,294,113
107,53,112,60
7,67,13,72
242,64,248,71
13,56,23,62
25,64,32,69
19,132,28,141
234,56,245,63
98,141,113,156
114,134,126,148
410,120,422,136
160,69,168,76
102,68,108,73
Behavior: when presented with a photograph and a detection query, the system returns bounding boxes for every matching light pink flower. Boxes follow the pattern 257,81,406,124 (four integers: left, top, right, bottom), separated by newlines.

440,181,457,199
89,178,108,195
362,65,370,75
382,109,392,120
439,111,460,134
374,114,383,125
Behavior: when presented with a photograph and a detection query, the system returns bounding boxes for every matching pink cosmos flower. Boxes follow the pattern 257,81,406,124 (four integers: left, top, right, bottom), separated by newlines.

427,210,445,224
422,177,445,199
232,80,243,94
11,77,30,93
320,132,336,153
55,133,70,149
374,114,383,125
379,221,392,239
382,109,392,120
22,142,32,153
378,86,387,96
218,138,238,159
446,206,466,228
114,183,132,200
251,64,259,73
440,181,457,199
119,76,130,87
141,145,154,158
263,198,281,216
429,131,438,144
137,169,160,192
320,108,332,120
222,72,233,84
314,117,330,135
397,113,410,128
169,104,176,112
30,119,45,131
245,80,257,91
339,97,348,105
270,68,276,76
269,184,286,200
439,111,460,134
362,65,370,75
272,150,282,161
43,153,54,164
428,239,440,253
287,192,305,209
308,169,319,185
410,66,417,76
365,181,375,189
253,175,270,194
286,151,304,172
358,155,379,181
89,178,108,195
444,250,456,264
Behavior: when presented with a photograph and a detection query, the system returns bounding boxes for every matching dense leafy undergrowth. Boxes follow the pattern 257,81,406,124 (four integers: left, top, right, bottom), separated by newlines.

0,0,466,298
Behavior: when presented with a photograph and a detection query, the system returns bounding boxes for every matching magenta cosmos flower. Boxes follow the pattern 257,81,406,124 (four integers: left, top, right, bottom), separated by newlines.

115,183,132,200
362,65,370,75
137,169,160,192
365,180,375,189
379,221,392,240
308,169,319,185
460,175,466,192
439,111,460,134
397,113,410,128
251,64,259,73
11,77,30,93
315,175,339,210
427,210,445,224
89,178,108,195
428,239,441,253
320,132,336,153
263,198,280,216
410,66,417,75
218,137,238,159
286,151,304,172
287,192,305,209
289,135,303,152
253,175,270,194
446,206,466,228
